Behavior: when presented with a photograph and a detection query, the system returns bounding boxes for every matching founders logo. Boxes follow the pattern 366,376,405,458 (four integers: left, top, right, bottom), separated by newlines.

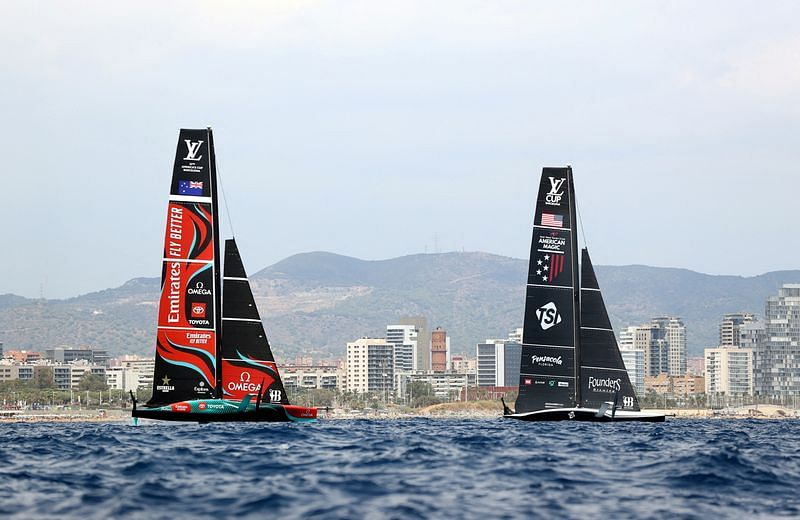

545,177,566,206
536,302,562,330
183,140,204,161
588,376,622,393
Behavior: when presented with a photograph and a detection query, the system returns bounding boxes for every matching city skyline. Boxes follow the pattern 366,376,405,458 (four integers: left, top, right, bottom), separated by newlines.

2,2,799,298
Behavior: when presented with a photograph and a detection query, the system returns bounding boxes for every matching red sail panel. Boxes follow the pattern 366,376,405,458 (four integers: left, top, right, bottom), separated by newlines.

157,261,215,330
220,359,281,401
163,202,214,262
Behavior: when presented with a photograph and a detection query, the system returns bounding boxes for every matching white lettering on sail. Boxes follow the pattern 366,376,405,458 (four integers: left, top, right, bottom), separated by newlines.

531,355,563,366
167,262,182,323
167,205,183,258
183,140,204,161
588,376,622,392
545,177,566,206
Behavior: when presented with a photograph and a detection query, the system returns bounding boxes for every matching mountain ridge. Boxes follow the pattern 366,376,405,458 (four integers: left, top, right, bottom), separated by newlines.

1,251,797,361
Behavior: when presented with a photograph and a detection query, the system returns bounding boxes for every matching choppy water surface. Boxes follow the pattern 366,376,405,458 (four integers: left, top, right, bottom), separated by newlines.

1,418,799,519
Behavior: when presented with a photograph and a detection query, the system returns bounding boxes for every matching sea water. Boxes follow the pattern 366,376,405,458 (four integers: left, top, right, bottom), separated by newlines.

1,418,799,519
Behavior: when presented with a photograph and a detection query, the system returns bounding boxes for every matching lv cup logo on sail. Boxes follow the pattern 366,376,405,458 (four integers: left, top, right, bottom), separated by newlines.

545,177,566,206
183,140,204,161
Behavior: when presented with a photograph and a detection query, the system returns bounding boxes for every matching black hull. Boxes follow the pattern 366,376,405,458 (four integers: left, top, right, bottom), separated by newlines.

504,408,665,423
132,405,316,423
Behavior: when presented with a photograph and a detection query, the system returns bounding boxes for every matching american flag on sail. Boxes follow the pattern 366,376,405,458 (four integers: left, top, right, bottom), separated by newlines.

540,213,564,228
535,253,566,283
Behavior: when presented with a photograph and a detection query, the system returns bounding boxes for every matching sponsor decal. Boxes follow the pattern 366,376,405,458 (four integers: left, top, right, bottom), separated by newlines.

531,354,563,367
568,411,576,420
226,370,261,393
536,302,563,330
548,380,556,387
193,380,210,393
183,140,204,161
186,332,212,346
537,232,567,254
198,402,207,410
166,205,184,258
558,382,569,388
545,177,566,206
535,254,566,284
178,180,204,196
171,402,191,413
157,375,175,393
623,396,635,408
191,302,207,318
534,380,546,385
188,281,212,296
166,262,183,323
588,376,622,393
269,389,282,403
540,213,564,228
524,378,532,386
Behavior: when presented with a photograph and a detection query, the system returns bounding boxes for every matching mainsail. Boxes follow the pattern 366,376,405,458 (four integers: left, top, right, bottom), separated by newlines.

149,129,222,405
578,249,641,411
220,239,289,404
516,168,580,413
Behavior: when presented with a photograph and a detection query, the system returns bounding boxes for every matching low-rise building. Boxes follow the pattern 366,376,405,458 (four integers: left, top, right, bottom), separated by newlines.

282,365,341,390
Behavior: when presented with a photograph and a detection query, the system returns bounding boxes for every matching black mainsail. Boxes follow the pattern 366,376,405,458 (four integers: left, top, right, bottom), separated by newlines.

516,168,579,413
220,239,290,405
508,166,663,422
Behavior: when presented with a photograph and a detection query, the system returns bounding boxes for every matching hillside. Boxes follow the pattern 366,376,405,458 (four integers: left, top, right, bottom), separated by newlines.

0,252,797,360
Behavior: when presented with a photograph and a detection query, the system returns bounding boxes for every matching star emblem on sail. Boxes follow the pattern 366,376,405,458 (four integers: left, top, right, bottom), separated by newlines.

536,254,565,283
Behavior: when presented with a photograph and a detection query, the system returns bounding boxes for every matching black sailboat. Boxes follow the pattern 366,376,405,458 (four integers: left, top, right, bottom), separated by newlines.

131,128,316,423
503,167,664,422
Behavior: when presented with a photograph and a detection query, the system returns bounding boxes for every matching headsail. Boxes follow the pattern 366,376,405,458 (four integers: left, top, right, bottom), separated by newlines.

515,167,580,413
149,129,220,405
220,239,290,405
579,249,641,411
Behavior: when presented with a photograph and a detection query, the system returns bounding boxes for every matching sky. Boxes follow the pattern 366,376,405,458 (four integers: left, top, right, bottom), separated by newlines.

1,1,799,299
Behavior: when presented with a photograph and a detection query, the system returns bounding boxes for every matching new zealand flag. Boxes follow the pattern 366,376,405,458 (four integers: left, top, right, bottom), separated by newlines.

178,180,204,196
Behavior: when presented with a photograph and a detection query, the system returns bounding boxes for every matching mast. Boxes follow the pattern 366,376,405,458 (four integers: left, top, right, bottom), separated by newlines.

567,166,581,406
207,127,224,398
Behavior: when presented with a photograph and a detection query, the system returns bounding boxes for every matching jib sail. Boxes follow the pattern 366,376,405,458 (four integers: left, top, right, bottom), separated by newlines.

515,167,580,413
149,129,221,405
220,239,289,405
578,249,641,411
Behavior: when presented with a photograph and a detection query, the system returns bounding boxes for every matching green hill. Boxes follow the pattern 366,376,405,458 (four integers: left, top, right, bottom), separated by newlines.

0,252,797,360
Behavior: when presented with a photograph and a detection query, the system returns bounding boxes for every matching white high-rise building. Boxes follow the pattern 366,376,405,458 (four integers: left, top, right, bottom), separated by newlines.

619,347,645,396
754,285,800,398
346,338,394,394
705,347,754,396
387,324,419,372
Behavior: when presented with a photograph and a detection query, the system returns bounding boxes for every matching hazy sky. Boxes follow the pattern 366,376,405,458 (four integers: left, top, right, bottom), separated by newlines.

2,1,799,299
